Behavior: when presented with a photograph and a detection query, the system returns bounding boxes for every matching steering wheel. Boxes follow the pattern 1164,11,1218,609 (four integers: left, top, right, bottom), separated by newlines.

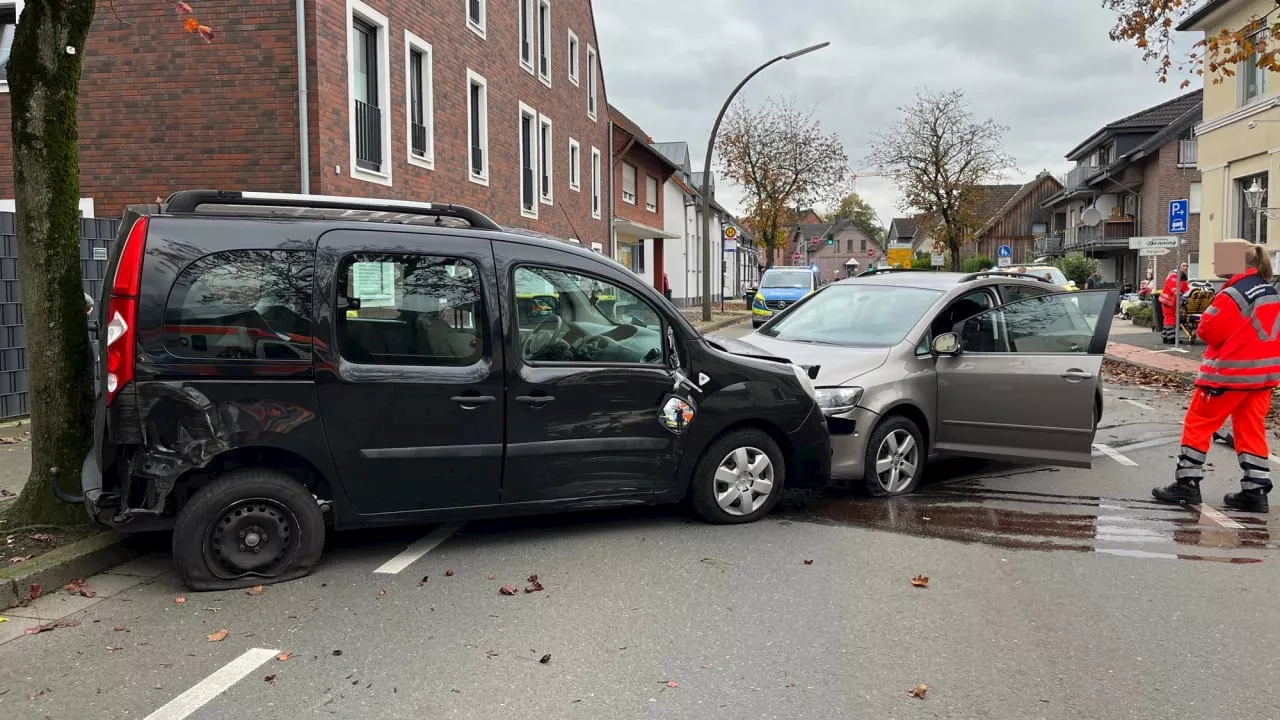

523,315,563,358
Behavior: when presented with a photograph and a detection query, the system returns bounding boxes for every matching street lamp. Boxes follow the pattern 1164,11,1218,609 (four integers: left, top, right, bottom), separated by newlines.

697,41,830,321
1245,178,1266,245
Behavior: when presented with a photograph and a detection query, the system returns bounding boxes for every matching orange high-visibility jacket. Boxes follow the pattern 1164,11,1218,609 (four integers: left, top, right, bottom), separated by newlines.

1196,268,1280,390
1160,271,1188,309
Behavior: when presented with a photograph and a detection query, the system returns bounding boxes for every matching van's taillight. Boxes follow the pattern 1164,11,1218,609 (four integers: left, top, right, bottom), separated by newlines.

105,216,148,405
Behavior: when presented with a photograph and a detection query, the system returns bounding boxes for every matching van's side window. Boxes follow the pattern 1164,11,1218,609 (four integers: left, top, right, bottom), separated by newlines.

513,266,664,365
164,250,314,361
336,253,483,367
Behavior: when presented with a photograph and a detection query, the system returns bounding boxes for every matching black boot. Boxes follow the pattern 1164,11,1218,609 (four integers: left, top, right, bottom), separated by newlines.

1223,490,1270,513
1153,481,1202,506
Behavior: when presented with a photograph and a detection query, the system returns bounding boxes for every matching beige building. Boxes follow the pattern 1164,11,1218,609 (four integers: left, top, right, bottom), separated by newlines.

1180,0,1280,271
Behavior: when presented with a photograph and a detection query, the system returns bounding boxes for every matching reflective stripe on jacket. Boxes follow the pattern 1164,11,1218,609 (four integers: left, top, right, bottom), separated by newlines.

1196,268,1280,390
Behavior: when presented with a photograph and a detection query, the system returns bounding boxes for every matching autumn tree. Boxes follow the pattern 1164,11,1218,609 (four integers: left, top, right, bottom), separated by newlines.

4,2,213,527
829,192,886,250
716,97,849,266
1106,0,1274,87
865,89,1015,272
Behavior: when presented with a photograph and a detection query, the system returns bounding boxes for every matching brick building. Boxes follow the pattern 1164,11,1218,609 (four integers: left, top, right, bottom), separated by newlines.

789,219,878,280
609,105,678,286
0,0,611,246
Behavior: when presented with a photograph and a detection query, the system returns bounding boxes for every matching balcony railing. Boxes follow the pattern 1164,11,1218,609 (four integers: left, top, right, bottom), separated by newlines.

1064,219,1136,250
1178,139,1198,168
1034,235,1064,256
355,99,383,171
1063,163,1101,193
411,122,428,158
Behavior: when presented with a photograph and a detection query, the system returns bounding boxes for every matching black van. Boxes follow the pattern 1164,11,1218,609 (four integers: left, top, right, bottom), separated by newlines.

79,191,830,590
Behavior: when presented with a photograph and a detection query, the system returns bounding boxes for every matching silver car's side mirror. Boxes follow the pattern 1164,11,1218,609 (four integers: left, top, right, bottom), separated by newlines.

932,332,960,355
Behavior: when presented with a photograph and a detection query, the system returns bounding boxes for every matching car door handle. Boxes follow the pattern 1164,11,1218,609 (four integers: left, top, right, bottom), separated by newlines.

515,394,556,406
1060,370,1094,381
450,395,496,407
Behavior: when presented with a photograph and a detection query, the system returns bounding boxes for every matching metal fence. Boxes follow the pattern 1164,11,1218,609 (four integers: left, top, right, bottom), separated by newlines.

0,211,120,420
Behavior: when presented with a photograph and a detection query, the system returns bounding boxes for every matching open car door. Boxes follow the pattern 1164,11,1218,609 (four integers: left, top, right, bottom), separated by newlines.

932,290,1118,468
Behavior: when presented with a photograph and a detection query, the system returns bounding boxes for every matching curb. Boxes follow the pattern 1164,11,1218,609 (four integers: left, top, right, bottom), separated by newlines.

1103,355,1196,388
0,531,138,610
693,314,751,334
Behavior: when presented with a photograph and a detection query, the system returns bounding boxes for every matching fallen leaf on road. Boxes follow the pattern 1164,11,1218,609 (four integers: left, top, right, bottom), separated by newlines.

24,618,80,635
27,688,45,700
8,555,32,564
206,628,228,642
63,579,95,598
175,597,186,604
909,683,928,699
525,574,544,593
106,645,123,652
499,585,518,596
29,533,56,543
487,574,496,580
665,681,679,688
910,575,929,588
445,570,455,577
264,674,276,684
803,559,814,565
277,651,293,661
332,649,343,656
246,585,265,596
27,584,41,601
417,576,428,587
377,588,387,598
0,617,6,623
113,625,126,632
540,653,551,664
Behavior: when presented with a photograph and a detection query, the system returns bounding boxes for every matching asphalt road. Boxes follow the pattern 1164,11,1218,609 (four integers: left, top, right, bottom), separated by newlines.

1,323,1276,719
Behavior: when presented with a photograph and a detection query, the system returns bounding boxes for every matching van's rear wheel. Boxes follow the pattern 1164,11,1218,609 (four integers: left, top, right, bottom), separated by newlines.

173,469,325,591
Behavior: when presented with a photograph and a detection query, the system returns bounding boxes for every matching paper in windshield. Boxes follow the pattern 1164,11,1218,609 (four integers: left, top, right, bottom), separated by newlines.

351,261,397,308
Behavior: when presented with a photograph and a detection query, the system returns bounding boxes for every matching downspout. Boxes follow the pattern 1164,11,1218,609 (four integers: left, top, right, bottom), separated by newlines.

295,0,311,194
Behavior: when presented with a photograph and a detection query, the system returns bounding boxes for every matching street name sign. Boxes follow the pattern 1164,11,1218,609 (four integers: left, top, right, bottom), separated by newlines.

1128,236,1179,250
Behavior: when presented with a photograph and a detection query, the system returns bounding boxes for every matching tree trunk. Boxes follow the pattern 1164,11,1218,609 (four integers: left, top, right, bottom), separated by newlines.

4,0,96,526
948,238,962,272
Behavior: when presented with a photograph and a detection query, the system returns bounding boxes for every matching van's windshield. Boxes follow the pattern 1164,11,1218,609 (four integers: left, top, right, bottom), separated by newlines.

760,269,814,289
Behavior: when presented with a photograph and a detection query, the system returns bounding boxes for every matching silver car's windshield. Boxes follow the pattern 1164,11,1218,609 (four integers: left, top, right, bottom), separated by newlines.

760,284,944,346
760,270,814,289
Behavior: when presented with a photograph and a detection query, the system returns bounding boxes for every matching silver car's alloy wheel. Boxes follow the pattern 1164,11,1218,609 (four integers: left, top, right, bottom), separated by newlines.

713,446,775,516
874,429,918,494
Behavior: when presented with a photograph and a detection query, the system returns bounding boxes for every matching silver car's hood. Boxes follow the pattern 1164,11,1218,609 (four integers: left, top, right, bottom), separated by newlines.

716,333,891,387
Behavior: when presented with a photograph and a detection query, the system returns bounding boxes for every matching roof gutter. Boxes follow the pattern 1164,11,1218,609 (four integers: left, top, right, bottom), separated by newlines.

295,0,310,193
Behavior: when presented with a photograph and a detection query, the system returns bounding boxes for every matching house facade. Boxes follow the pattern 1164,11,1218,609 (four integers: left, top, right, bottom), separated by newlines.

0,0,611,246
1178,0,1280,272
609,105,679,284
1038,90,1203,284
790,219,877,279
969,173,1062,264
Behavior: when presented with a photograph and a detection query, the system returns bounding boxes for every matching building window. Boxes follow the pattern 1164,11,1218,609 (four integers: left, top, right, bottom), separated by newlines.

847,238,854,253
467,69,489,185
405,32,434,170
1242,28,1268,105
1189,181,1202,214
645,176,658,213
537,0,551,84
567,29,579,86
0,1,18,92
519,103,538,218
348,1,391,185
586,45,598,120
1239,174,1269,244
519,0,534,73
539,115,553,204
568,138,581,192
466,0,485,38
621,163,637,205
591,146,602,219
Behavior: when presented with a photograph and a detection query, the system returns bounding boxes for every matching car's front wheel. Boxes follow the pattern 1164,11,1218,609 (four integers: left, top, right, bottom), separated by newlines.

172,469,325,591
691,428,785,524
864,415,925,497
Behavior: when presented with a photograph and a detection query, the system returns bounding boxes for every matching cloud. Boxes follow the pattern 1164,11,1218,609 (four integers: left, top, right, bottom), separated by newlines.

594,0,1199,226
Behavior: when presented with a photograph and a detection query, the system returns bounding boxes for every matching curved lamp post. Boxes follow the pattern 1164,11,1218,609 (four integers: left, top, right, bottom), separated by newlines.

698,41,830,321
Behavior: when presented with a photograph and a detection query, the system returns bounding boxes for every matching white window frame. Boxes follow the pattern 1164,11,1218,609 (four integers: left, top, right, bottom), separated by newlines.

347,0,392,186
0,0,23,95
568,138,581,191
1240,28,1268,107
404,31,434,171
537,0,551,86
621,162,637,205
519,102,539,219
591,146,602,219
0,197,94,217
645,176,658,213
586,44,598,121
466,0,486,39
467,69,490,186
567,29,579,86
519,0,535,75
1189,181,1202,214
539,114,554,205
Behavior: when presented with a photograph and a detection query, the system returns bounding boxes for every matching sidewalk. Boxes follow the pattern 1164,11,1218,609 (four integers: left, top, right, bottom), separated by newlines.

1106,340,1199,377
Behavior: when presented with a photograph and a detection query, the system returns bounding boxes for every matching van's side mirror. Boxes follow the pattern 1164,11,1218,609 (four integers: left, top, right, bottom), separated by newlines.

932,332,960,355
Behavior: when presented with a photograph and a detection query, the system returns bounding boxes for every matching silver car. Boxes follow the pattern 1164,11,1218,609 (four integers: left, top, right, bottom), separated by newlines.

713,269,1118,496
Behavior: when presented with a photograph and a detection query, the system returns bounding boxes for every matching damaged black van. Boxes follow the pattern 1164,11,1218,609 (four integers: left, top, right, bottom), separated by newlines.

77,191,830,590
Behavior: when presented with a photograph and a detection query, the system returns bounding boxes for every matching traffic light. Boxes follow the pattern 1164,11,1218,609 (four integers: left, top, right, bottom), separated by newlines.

826,236,833,245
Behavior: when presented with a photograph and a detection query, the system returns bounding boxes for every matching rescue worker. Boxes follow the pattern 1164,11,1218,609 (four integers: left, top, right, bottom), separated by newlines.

1153,244,1279,513
1158,262,1190,344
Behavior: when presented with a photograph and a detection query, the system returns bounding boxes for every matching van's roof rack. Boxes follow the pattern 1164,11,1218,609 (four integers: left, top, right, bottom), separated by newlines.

854,267,926,277
162,190,503,231
959,270,1053,284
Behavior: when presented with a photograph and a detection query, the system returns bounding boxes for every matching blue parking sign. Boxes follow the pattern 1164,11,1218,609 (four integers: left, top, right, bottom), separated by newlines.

1169,199,1189,234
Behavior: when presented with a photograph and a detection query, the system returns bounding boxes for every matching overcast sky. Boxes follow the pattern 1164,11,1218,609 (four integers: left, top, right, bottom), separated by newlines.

593,0,1200,228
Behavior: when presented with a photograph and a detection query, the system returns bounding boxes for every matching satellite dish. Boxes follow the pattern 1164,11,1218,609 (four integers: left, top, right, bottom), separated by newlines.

1081,206,1103,227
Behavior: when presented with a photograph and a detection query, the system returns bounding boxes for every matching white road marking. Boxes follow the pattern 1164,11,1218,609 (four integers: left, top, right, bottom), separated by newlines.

1121,398,1154,411
1093,443,1139,466
373,521,465,574
1091,435,1180,458
1152,347,1190,354
142,648,278,720
1196,504,1247,530
1268,455,1280,466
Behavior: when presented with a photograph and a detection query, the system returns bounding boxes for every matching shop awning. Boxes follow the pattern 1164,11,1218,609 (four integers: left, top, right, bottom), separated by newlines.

614,216,679,240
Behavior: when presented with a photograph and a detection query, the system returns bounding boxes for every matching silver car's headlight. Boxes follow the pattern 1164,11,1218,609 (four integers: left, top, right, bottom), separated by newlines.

814,387,863,416
790,364,818,400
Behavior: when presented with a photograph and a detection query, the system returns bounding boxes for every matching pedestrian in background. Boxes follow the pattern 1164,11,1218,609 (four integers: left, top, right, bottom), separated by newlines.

1153,244,1279,513
1158,262,1189,344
